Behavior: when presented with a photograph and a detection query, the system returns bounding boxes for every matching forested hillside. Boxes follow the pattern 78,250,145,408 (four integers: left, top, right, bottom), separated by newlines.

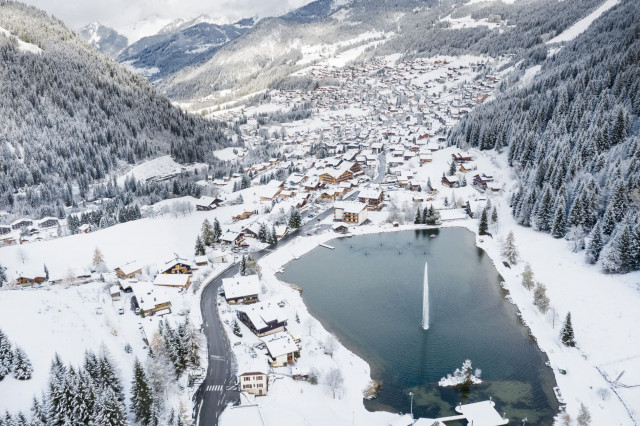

450,0,640,273
0,1,231,219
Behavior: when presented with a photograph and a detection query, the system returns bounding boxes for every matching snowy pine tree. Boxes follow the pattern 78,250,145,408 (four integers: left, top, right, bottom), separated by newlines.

501,231,519,264
11,347,33,380
601,224,632,273
0,263,7,287
94,387,127,426
585,221,604,264
194,236,205,256
288,208,301,229
478,208,489,235
560,312,575,347
0,330,13,380
213,218,222,243
551,198,566,238
414,207,422,224
201,219,214,246
131,359,153,426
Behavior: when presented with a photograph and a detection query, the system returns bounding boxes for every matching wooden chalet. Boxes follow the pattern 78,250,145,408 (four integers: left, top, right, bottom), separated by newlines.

115,261,142,279
153,273,191,289
160,258,193,275
237,303,287,337
222,275,260,304
451,153,473,163
0,225,10,235
11,218,32,230
358,189,384,211
441,175,459,188
38,217,59,229
262,332,300,367
16,274,46,286
220,231,244,246
473,173,494,191
195,196,223,211
132,282,172,316
232,210,255,222
334,201,368,225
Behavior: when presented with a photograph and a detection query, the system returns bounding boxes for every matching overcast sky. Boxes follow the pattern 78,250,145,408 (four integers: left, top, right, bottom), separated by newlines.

22,0,311,41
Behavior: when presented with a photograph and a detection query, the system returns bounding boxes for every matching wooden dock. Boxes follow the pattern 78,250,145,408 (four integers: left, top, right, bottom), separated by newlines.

320,243,335,250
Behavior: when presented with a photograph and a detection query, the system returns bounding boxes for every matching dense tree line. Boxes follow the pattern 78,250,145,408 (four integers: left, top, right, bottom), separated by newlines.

0,2,232,218
449,0,640,273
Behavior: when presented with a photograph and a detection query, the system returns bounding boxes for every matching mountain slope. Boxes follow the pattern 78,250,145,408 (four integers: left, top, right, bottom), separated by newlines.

118,18,254,82
449,0,640,273
79,22,128,58
155,0,612,105
0,1,230,218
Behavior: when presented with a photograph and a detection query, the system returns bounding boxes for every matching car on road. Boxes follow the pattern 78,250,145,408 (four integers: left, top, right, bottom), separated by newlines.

118,307,124,315
307,233,312,236
307,214,314,218
135,307,140,315
233,342,241,347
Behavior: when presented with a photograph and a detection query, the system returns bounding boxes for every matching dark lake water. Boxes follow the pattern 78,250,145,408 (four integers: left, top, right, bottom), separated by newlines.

280,227,557,423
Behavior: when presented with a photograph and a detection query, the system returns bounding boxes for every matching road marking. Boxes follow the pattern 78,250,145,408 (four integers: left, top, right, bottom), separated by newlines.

209,355,226,361
207,384,223,392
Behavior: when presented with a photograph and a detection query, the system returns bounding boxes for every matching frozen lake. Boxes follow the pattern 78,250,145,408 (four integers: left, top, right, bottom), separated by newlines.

281,227,558,423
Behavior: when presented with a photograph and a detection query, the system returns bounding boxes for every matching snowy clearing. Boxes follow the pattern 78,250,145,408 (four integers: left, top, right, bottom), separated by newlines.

547,0,621,44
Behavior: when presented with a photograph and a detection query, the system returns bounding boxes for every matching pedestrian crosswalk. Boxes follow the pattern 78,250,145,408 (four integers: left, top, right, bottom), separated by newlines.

206,384,223,392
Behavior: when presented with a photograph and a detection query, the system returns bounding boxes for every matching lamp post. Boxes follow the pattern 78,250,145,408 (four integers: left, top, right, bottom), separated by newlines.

409,392,414,418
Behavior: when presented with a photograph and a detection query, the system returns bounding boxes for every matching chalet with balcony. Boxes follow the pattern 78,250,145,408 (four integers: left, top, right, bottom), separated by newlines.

334,201,368,225
237,303,287,337
222,275,260,304
115,261,143,279
160,258,193,275
262,332,300,367
358,189,384,211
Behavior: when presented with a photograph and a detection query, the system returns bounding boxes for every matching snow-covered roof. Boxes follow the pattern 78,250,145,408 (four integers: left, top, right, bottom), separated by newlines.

131,281,171,312
237,303,287,330
262,332,299,358
220,231,242,243
109,285,120,296
358,189,382,200
153,274,190,287
335,201,367,214
219,404,266,426
223,275,260,300
116,261,142,276
195,196,217,208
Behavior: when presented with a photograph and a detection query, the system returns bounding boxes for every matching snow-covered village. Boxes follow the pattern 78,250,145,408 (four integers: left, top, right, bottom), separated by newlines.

1,0,639,426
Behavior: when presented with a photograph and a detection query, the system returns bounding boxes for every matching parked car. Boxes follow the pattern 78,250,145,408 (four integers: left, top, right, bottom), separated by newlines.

118,307,124,315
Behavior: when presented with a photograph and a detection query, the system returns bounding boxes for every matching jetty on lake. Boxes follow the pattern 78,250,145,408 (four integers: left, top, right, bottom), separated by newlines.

390,400,508,426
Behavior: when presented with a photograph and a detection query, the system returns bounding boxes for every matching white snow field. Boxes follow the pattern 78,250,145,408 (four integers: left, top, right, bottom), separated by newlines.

547,0,621,44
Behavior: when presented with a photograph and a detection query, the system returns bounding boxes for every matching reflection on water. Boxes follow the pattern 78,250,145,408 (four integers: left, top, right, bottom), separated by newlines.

280,228,557,423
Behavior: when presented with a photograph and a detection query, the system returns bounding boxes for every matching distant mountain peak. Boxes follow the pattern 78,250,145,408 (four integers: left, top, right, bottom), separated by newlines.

79,22,128,58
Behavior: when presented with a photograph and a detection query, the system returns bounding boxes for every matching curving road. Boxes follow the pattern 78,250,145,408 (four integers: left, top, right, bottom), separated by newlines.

194,151,386,425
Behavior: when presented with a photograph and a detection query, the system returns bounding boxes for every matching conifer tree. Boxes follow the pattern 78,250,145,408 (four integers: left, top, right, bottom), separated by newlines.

478,208,489,235
414,207,422,225
585,221,604,264
491,207,498,223
535,186,554,231
12,347,33,380
0,330,13,380
258,223,268,243
213,218,222,243
560,312,575,347
0,263,6,287
288,208,301,229
194,236,205,256
501,231,519,264
30,396,47,426
201,219,214,246
240,256,247,276
131,359,153,426
448,161,456,176
601,225,632,273
94,387,127,426
551,198,566,238
522,263,534,290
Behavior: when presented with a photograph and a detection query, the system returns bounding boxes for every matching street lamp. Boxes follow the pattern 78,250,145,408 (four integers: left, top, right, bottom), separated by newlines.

409,392,414,418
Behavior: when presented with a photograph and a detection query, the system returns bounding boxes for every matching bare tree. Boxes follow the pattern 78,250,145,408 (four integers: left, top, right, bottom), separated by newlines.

325,367,344,399
16,248,27,264
324,335,338,358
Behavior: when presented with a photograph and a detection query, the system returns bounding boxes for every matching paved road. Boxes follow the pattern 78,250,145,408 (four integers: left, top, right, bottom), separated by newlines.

194,150,386,425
